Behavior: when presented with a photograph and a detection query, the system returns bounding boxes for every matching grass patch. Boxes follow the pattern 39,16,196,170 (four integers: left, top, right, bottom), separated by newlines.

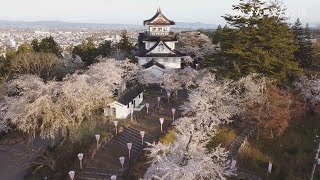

159,129,176,145
207,126,237,150
238,112,320,180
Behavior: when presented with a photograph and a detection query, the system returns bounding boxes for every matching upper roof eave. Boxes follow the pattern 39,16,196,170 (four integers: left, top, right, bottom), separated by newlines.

143,9,175,26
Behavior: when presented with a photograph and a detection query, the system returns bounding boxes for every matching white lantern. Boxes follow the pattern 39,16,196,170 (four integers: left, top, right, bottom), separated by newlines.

119,157,125,169
167,92,170,103
130,109,134,122
95,134,100,149
230,159,236,169
146,103,150,114
140,131,145,145
111,175,117,180
159,118,164,132
157,97,161,108
77,153,84,170
68,171,75,180
113,121,118,136
171,108,176,123
195,63,199,70
127,143,132,159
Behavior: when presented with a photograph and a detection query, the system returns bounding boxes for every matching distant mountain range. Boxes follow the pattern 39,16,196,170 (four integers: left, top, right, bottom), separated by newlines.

309,22,320,28
0,20,218,30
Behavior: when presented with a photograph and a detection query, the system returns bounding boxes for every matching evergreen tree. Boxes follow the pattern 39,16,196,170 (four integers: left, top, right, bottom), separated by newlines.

31,39,41,52
209,0,302,82
72,38,98,65
213,25,223,44
292,19,313,68
31,37,62,58
115,30,134,59
97,40,113,58
39,36,62,58
303,23,313,67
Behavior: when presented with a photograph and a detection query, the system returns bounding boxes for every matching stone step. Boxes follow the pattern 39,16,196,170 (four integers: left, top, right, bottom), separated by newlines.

117,131,145,146
126,126,155,140
79,167,124,180
118,130,143,143
126,127,155,141
228,125,257,159
114,137,142,154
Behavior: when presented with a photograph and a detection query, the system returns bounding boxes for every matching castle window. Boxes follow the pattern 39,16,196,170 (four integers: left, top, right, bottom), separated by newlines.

158,28,162,31
158,44,164,52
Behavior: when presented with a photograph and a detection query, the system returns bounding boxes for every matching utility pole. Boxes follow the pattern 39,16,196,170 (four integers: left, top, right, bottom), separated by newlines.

310,137,320,180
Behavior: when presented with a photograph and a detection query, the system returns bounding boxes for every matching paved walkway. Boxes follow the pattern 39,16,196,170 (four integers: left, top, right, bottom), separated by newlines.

78,89,184,180
0,136,49,180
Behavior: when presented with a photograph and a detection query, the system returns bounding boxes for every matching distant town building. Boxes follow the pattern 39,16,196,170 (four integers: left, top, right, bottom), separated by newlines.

136,7,187,76
6,39,17,50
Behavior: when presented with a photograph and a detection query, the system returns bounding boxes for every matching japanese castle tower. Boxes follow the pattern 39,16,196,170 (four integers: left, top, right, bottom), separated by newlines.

136,7,186,76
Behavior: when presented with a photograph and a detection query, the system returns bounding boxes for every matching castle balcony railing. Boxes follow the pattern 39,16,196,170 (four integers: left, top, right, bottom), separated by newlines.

145,31,175,37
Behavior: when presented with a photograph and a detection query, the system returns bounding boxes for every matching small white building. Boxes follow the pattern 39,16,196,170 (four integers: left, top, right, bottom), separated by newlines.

104,86,144,119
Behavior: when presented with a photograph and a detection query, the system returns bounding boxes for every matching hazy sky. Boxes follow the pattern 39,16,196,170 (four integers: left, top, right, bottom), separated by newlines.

1,0,319,25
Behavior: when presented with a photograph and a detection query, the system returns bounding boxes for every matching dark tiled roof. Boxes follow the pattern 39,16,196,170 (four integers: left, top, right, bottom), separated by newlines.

117,86,143,105
142,59,165,69
143,9,175,26
139,53,184,57
139,41,186,57
138,40,160,56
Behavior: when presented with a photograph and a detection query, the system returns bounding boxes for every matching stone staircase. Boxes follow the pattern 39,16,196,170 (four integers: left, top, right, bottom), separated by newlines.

78,126,155,180
77,90,181,180
228,125,255,160
228,125,264,180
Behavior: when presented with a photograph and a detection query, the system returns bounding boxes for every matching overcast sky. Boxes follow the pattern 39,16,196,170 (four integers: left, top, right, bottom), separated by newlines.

1,0,319,25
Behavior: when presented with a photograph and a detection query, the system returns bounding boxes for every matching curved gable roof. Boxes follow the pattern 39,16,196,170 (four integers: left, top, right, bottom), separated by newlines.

143,9,175,26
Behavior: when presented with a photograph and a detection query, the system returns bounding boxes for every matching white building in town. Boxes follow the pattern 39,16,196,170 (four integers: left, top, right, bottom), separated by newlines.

136,7,187,76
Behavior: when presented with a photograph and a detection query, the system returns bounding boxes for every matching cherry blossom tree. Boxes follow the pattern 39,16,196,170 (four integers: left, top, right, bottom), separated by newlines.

136,70,160,86
144,134,232,179
158,67,198,96
144,73,268,179
178,32,216,61
144,116,234,180
0,102,10,133
3,59,132,140
180,73,243,129
158,69,182,94
237,73,270,105
294,75,320,105
4,75,60,139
